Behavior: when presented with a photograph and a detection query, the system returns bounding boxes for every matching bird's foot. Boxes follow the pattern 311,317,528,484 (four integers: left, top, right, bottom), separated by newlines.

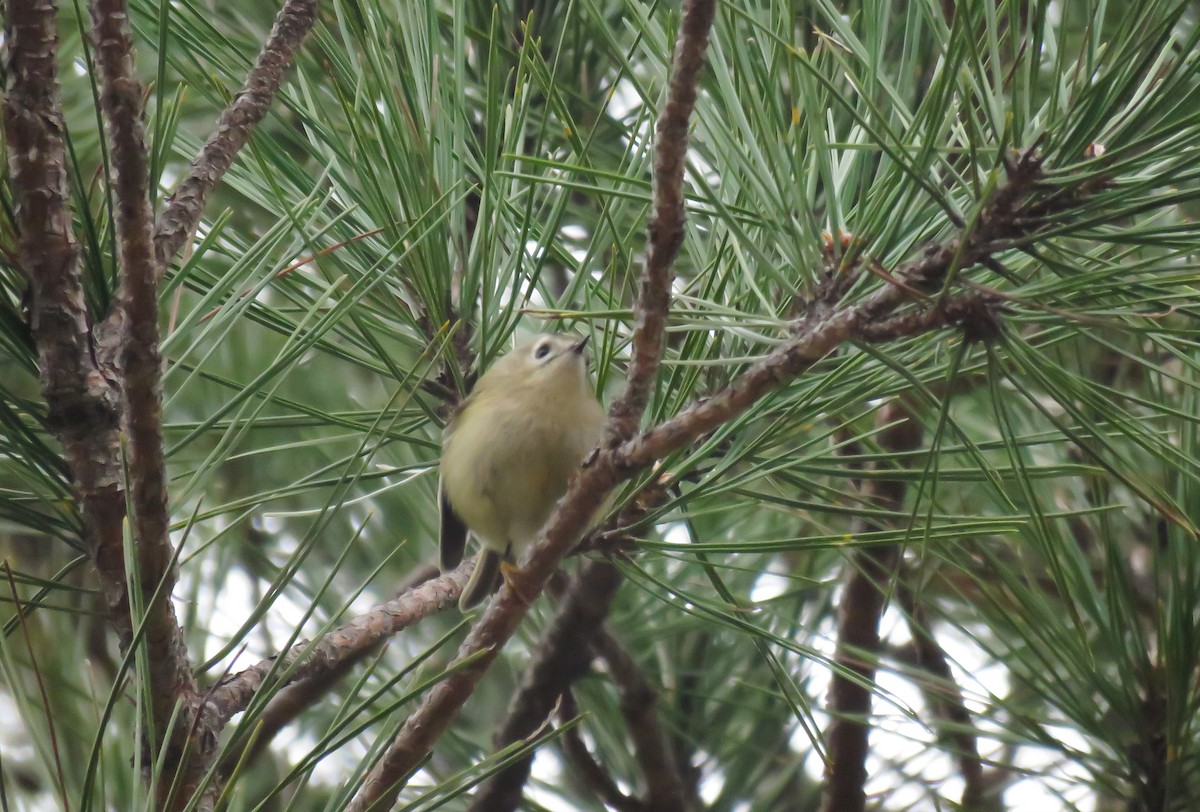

500,561,537,606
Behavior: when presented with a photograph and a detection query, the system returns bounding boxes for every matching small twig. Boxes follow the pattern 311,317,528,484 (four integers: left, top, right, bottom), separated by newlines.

467,559,626,812
592,627,688,812
557,691,646,812
895,576,986,809
818,401,923,812
205,559,472,723
151,0,319,274
856,294,1003,345
857,148,1046,323
90,0,197,780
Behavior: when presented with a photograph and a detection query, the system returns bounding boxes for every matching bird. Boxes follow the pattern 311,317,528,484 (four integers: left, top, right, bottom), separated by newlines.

439,333,607,609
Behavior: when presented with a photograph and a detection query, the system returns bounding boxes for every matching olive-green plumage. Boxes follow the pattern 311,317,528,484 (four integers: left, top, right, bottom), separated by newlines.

439,334,606,609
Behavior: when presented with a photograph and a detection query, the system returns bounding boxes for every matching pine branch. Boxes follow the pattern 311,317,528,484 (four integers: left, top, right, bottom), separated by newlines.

591,625,688,812
857,294,1003,345
151,0,319,274
605,0,716,442
340,22,1089,812
5,0,214,802
1,0,128,611
819,401,923,812
4,2,1188,808
617,153,1048,476
90,3,198,794
205,559,472,722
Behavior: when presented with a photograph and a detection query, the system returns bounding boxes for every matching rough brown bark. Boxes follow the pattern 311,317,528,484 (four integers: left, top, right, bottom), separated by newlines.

5,0,324,804
2,0,126,618
90,4,199,790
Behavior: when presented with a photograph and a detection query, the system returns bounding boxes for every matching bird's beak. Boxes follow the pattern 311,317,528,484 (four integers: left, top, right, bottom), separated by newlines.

572,335,590,355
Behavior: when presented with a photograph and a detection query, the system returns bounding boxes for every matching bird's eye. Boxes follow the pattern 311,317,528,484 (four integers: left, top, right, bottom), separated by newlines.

534,342,552,360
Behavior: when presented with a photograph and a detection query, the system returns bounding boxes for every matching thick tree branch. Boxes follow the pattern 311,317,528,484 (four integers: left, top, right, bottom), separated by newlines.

5,0,208,802
819,401,924,812
206,559,472,723
90,0,197,773
151,0,319,274
606,0,716,441
2,0,128,611
2,2,84,384
467,559,626,812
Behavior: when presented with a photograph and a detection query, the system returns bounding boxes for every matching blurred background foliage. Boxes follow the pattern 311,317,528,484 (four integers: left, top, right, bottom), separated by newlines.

2,0,1200,809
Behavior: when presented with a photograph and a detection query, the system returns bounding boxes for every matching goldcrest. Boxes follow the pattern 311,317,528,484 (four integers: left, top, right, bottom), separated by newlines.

439,333,606,609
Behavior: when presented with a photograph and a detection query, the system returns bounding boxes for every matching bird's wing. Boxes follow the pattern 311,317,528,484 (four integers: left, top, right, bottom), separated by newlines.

439,476,469,571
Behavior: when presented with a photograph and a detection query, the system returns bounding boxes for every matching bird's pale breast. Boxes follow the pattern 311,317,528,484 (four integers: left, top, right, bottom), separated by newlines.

441,388,601,555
